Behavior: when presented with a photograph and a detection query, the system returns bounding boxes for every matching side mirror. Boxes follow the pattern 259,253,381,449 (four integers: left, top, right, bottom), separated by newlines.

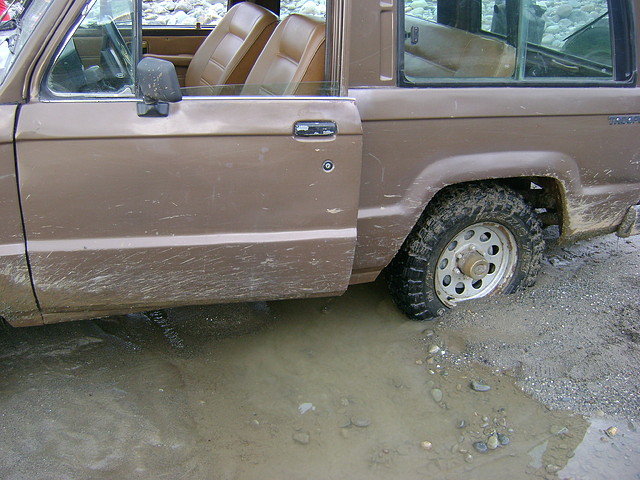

136,57,182,117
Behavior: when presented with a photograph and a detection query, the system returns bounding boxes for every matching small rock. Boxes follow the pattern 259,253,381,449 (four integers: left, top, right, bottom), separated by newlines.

464,453,474,463
600,436,609,443
473,441,488,453
420,440,433,450
487,434,499,450
415,359,424,365
497,433,510,445
556,4,573,18
293,432,310,445
352,418,371,428
298,403,315,414
299,0,320,15
431,388,443,403
546,464,561,474
428,344,440,354
457,419,466,429
470,380,491,392
605,426,618,437
628,421,637,432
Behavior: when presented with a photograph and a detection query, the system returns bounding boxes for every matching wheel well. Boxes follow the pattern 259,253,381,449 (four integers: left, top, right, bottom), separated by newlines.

429,177,564,230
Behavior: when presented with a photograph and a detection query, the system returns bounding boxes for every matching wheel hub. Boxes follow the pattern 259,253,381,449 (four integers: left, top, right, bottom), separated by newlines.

434,222,518,307
458,250,490,280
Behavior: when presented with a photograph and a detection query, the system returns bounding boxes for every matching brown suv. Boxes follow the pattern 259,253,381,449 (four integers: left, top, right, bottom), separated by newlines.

0,0,638,326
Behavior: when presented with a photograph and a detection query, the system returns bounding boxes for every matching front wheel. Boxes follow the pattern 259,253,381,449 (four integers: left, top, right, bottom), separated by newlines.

387,184,544,320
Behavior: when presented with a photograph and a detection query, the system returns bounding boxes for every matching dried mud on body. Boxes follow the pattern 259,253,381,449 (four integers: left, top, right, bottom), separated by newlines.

0,234,638,479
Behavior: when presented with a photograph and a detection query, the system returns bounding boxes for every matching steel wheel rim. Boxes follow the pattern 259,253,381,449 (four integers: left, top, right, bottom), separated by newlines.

434,222,518,307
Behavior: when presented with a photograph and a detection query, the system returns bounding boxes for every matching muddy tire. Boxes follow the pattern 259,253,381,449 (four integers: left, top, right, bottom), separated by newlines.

387,183,544,320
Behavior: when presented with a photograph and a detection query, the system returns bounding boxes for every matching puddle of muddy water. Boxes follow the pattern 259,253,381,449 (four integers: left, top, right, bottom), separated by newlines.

0,282,637,479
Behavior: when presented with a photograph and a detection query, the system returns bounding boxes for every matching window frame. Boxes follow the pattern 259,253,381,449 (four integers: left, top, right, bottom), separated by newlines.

40,0,140,99
397,0,636,88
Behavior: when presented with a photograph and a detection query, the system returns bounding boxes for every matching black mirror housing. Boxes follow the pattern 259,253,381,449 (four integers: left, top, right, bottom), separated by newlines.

137,57,182,104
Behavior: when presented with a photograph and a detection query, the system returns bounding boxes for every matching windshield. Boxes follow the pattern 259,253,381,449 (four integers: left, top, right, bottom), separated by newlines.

0,0,55,86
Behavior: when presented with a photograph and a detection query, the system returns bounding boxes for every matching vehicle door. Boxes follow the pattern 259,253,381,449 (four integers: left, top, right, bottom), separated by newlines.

15,0,362,321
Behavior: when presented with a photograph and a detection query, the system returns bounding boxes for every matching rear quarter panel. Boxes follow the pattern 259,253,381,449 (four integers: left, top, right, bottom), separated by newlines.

349,86,640,277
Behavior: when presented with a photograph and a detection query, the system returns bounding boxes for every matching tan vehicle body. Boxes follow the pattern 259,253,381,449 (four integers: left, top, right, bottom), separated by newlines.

0,0,638,326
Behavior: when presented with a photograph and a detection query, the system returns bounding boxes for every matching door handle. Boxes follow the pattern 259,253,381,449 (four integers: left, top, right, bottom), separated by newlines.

294,121,337,137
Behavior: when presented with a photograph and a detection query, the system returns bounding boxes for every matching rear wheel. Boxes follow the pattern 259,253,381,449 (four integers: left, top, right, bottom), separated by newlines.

387,184,544,320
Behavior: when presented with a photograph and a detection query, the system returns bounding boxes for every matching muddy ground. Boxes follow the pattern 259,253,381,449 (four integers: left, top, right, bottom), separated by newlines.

0,233,638,480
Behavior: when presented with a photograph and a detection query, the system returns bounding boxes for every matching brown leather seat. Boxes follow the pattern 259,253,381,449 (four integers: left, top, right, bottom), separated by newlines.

404,17,516,78
185,2,278,90
241,14,326,96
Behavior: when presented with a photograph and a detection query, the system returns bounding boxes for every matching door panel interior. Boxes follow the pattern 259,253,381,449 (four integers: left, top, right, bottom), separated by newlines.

143,28,209,84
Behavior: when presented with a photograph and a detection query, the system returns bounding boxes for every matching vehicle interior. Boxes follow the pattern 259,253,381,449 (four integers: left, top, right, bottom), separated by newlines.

45,0,332,97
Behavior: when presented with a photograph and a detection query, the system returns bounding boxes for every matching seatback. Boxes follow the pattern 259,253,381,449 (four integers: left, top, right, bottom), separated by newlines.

185,2,278,88
241,14,325,96
404,17,516,78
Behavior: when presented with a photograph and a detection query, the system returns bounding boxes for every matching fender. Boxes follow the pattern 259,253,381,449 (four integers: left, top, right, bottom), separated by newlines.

353,149,638,280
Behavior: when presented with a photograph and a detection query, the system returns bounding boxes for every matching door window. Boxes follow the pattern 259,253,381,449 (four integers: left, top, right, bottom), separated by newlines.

45,0,135,96
44,0,336,98
401,0,622,84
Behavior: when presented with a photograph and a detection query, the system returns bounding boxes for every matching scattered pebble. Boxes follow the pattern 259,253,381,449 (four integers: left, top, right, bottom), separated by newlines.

420,440,433,451
431,388,443,403
497,433,510,445
487,434,499,450
428,344,440,354
457,419,466,428
352,418,371,428
546,464,561,474
473,441,488,453
293,432,310,445
605,426,618,437
464,453,474,463
470,380,491,392
298,403,315,415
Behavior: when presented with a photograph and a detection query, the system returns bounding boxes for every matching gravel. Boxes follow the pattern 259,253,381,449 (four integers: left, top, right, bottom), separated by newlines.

433,233,640,420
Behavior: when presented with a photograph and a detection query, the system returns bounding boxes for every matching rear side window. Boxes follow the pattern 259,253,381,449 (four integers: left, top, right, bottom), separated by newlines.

400,0,632,85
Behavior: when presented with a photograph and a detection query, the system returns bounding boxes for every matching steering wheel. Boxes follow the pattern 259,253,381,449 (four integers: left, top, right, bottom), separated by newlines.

100,18,133,88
